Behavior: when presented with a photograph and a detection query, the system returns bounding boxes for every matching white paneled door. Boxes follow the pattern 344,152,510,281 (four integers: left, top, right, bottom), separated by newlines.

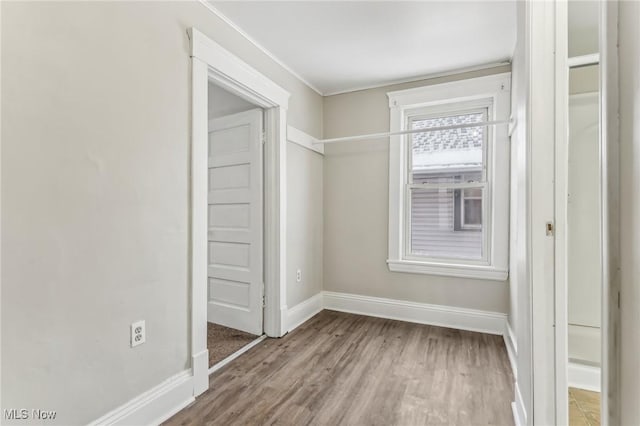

208,109,263,336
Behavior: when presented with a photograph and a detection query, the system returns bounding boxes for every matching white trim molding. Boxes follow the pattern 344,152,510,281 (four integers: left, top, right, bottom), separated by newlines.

287,125,324,155
512,381,527,426
190,28,290,110
504,322,518,379
284,292,324,333
568,362,601,393
568,53,600,69
323,291,506,335
191,349,209,398
88,371,194,426
387,259,508,281
189,27,290,400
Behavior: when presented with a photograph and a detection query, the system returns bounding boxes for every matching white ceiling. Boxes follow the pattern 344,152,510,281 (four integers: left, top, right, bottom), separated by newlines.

210,1,517,95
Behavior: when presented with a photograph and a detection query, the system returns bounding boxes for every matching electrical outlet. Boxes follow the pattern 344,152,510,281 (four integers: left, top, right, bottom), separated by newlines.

130,320,146,348
296,269,302,283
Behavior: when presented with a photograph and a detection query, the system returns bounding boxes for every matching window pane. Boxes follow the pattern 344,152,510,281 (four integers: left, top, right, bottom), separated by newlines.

410,188,483,260
463,188,482,198
410,112,485,184
463,199,482,226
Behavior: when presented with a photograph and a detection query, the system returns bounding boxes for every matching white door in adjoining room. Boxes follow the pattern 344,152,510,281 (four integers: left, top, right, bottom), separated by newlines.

207,108,263,336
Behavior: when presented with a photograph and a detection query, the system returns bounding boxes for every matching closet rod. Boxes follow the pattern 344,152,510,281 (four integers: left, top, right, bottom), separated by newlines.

568,53,600,69
313,119,511,145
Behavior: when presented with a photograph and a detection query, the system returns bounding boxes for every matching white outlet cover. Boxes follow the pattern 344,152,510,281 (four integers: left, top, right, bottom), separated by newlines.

296,269,302,282
130,320,146,348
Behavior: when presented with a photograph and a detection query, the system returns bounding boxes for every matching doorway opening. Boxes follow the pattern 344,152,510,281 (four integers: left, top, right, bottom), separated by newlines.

189,27,290,396
206,82,267,373
563,2,603,425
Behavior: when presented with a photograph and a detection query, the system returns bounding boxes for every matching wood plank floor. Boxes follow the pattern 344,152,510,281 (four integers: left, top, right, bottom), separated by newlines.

569,387,600,426
165,310,514,426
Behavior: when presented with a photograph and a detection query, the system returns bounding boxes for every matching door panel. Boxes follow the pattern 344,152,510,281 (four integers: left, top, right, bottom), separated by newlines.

207,109,263,335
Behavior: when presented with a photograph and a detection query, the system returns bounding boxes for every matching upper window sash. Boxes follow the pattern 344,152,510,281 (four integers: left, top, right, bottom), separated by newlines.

406,105,491,187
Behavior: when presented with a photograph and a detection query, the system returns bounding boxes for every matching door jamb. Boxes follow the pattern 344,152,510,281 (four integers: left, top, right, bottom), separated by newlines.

600,2,620,423
189,28,290,396
554,1,569,424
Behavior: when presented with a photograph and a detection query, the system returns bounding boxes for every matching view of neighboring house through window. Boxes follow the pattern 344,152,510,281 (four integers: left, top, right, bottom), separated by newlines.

408,110,487,261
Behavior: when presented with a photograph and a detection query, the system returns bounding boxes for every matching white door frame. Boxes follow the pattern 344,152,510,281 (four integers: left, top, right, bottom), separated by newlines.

553,1,617,425
526,1,559,424
600,2,620,424
554,1,570,424
189,27,290,396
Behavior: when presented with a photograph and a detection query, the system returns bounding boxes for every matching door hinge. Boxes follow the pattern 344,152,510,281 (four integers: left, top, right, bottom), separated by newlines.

261,131,266,145
261,282,266,307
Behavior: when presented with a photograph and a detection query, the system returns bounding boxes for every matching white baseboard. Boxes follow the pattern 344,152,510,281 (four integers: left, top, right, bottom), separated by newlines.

322,291,507,335
192,349,209,396
512,381,526,426
284,292,324,333
88,370,194,426
569,362,601,392
503,322,518,379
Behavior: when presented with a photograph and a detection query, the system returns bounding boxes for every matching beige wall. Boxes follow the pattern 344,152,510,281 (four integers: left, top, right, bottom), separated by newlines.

1,1,322,424
206,82,324,309
287,143,324,307
618,1,640,423
208,82,256,119
570,65,599,95
322,66,511,312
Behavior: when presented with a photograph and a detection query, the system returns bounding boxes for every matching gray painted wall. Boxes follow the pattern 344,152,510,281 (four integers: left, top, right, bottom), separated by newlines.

322,66,510,312
1,2,322,424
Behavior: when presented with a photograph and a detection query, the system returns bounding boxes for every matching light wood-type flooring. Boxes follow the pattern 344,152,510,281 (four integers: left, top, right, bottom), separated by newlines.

166,310,514,426
569,387,600,426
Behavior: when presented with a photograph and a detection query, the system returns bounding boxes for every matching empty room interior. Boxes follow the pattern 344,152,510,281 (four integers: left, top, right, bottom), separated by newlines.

3,1,640,425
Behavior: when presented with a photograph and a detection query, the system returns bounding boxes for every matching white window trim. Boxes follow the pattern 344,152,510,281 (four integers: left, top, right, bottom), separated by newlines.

386,73,510,281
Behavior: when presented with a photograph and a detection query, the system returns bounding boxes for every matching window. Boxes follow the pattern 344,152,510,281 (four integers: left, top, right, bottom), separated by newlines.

387,74,510,280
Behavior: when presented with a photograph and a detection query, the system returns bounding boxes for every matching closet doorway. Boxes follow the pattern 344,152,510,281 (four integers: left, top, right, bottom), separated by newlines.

557,2,604,425
206,82,266,372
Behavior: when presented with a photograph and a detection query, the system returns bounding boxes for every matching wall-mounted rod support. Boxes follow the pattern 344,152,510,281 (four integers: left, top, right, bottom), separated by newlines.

313,119,512,145
568,53,600,69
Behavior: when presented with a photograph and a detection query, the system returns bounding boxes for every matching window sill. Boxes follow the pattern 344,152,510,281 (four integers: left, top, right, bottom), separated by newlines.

387,259,508,281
